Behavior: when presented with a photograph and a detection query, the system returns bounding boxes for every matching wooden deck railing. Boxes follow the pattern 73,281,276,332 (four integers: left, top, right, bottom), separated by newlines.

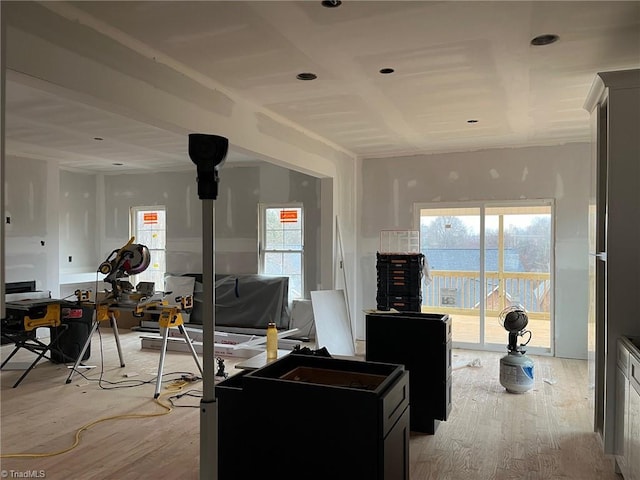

422,270,551,320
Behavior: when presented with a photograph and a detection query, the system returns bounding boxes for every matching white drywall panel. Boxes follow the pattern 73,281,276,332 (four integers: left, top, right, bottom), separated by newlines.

59,169,98,275
311,289,355,357
3,155,58,293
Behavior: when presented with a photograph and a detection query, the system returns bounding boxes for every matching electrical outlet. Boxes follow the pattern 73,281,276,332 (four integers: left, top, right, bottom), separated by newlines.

5,216,10,224
68,256,73,262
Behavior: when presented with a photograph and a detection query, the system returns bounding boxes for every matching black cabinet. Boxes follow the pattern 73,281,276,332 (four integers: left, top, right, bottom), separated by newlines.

366,312,452,434
215,369,250,480
216,354,410,480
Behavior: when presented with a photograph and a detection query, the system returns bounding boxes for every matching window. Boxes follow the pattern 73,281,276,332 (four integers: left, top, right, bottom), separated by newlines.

130,206,166,291
258,204,304,303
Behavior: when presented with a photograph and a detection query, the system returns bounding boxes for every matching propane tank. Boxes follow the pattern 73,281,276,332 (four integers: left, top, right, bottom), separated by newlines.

499,351,534,393
498,305,534,394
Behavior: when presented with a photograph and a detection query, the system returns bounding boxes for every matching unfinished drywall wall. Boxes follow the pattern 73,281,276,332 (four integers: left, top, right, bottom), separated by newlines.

214,166,261,274
4,155,59,293
358,143,591,359
59,170,98,274
101,170,202,274
3,160,325,302
216,163,324,285
101,164,323,298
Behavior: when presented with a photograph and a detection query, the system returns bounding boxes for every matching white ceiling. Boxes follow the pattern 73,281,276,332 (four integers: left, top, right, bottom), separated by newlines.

3,1,640,173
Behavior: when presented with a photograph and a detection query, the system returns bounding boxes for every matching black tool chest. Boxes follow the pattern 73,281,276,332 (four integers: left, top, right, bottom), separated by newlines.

376,252,424,312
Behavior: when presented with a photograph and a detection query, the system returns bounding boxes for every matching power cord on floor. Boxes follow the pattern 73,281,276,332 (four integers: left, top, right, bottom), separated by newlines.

0,377,196,459
72,366,199,390
167,388,204,408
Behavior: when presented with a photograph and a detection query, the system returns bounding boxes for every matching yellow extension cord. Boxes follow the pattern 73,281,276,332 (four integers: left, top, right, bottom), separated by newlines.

0,379,193,459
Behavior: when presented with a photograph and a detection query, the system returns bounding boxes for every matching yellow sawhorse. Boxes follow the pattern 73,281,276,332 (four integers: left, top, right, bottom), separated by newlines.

154,306,203,398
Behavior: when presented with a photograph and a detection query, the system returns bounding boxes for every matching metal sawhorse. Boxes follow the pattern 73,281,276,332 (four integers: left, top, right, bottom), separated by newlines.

153,301,203,398
65,303,126,384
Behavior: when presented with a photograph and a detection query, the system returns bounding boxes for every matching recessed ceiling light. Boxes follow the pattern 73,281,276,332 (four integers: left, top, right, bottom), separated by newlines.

467,119,479,124
379,68,395,74
321,0,342,7
530,34,559,46
93,137,103,141
296,72,317,81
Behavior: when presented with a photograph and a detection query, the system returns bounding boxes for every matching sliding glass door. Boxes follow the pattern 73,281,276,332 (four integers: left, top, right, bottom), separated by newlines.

416,201,553,354
418,207,482,345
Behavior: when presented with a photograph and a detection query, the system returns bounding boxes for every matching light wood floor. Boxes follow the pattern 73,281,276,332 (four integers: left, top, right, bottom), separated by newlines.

447,313,551,350
0,329,619,480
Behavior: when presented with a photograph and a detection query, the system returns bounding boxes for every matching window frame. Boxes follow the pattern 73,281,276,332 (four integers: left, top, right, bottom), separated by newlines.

258,203,304,303
129,205,167,290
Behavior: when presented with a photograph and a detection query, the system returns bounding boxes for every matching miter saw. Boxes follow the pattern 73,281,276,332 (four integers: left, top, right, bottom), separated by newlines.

97,236,151,302
65,237,150,384
96,237,201,398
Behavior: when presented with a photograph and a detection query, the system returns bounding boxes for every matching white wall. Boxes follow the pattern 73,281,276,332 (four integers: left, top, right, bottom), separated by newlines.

4,160,103,298
99,165,324,298
59,170,99,275
357,143,591,359
4,159,333,306
3,156,60,295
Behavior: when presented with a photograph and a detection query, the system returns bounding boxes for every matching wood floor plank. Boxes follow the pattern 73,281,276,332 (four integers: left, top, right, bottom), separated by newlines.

1,331,621,479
